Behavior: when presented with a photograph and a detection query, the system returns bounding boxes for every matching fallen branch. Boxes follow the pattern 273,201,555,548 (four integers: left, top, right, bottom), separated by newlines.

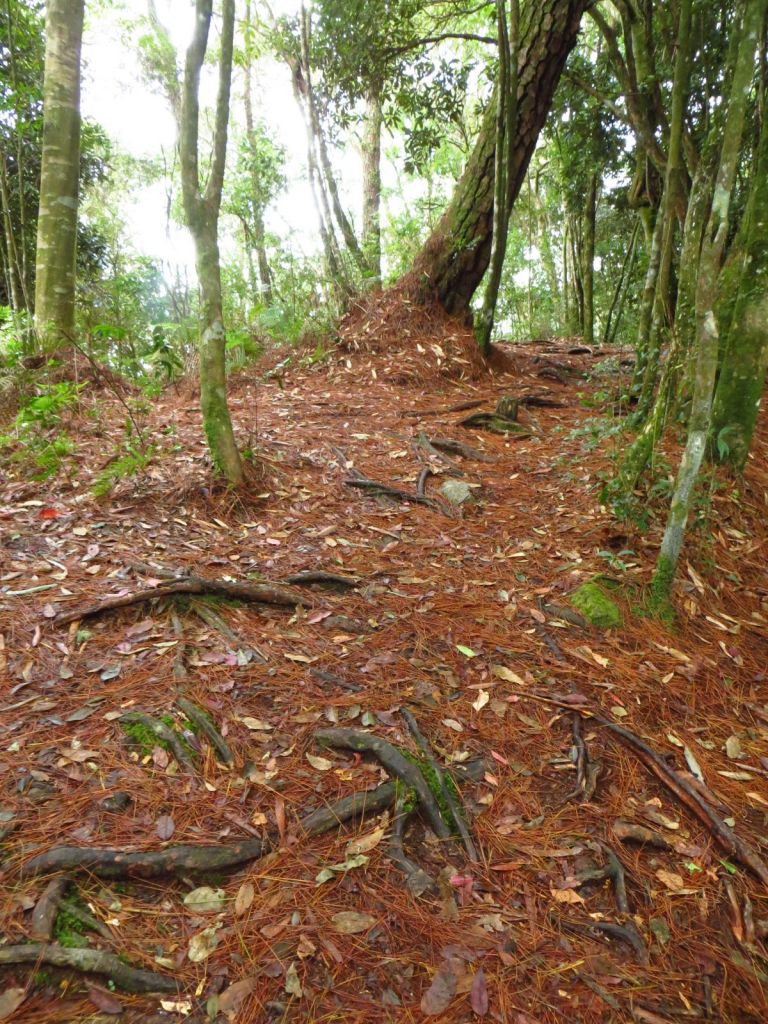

0,945,178,993
53,575,307,626
285,570,360,588
176,697,234,766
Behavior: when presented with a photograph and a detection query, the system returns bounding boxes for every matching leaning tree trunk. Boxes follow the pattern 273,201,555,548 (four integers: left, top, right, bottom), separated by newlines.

34,0,84,351
361,85,383,282
180,0,244,486
410,0,589,315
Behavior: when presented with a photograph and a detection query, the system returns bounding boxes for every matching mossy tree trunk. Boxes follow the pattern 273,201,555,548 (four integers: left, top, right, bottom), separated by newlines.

34,0,84,351
409,0,589,315
180,0,244,486
652,0,764,605
710,107,768,471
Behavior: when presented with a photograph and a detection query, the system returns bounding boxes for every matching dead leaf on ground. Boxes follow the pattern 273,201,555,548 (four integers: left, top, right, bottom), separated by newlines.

331,911,376,934
421,962,459,1016
0,988,26,1021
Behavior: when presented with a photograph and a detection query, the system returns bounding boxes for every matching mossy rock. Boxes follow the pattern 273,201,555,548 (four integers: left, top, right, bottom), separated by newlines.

568,580,622,629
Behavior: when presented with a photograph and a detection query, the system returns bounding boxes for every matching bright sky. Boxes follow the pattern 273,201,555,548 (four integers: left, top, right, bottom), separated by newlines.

81,0,359,276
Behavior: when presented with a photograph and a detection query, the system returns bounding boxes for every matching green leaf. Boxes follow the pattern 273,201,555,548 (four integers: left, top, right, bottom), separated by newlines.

456,644,477,658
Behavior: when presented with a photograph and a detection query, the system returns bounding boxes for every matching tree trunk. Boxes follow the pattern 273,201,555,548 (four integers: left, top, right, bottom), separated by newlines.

180,0,244,486
710,111,768,471
410,0,589,314
581,172,597,347
361,85,383,282
652,0,764,604
34,0,84,350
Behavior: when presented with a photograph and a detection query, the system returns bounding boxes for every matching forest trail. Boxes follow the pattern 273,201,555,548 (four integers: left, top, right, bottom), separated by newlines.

2,330,768,1023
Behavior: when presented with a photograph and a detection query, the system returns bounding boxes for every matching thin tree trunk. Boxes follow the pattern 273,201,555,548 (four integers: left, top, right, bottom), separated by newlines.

652,0,764,603
409,0,588,315
361,85,383,282
581,172,597,347
242,6,274,305
180,0,243,485
603,218,640,346
34,0,84,350
0,153,23,312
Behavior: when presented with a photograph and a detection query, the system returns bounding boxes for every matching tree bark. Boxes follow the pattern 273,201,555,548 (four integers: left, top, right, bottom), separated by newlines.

34,0,84,350
361,85,383,282
652,0,764,603
180,0,244,485
410,0,589,315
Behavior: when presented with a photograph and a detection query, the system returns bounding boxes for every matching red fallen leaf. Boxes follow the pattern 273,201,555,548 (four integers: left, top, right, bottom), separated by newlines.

38,507,59,520
275,796,286,843
156,814,175,840
421,963,458,1016
470,968,489,1017
559,693,589,705
86,984,122,1014
490,750,509,766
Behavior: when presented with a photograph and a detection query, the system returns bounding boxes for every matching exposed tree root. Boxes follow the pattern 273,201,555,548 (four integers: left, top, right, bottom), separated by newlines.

401,708,477,861
427,436,495,462
388,794,437,897
402,399,485,417
416,466,433,497
284,570,361,588
176,697,234,766
412,432,465,474
53,574,307,626
315,728,455,843
120,711,196,772
343,476,444,511
458,411,533,436
22,758,486,880
0,945,178,993
30,875,70,941
562,714,600,803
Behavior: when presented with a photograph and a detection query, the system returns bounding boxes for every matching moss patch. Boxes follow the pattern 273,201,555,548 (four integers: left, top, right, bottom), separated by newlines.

569,580,622,629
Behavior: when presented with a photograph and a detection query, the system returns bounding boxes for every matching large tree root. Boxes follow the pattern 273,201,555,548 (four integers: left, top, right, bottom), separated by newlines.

21,757,487,880
0,945,178,993
30,876,70,940
343,476,444,512
315,728,455,843
176,697,234,766
53,574,307,626
120,711,196,772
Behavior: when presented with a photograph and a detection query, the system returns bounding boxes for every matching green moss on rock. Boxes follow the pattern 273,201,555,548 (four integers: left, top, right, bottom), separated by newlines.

569,580,622,629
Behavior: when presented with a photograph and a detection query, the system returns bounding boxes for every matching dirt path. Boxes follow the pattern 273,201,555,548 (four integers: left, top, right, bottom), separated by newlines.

2,339,767,1023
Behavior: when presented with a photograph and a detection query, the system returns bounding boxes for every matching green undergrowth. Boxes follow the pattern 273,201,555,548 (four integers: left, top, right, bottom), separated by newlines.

120,714,190,756
53,902,91,949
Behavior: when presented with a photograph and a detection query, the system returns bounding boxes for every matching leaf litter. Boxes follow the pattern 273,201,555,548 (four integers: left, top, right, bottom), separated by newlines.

1,329,768,1021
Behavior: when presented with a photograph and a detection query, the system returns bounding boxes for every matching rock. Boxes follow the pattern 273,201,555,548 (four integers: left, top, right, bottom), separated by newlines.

568,580,621,629
440,480,474,506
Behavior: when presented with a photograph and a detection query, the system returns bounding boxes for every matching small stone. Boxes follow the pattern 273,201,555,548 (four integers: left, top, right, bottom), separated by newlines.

440,480,474,506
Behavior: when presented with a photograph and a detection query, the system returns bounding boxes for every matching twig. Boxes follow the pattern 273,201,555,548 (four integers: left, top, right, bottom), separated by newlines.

401,708,477,861
612,818,674,850
176,697,234,766
0,944,178,993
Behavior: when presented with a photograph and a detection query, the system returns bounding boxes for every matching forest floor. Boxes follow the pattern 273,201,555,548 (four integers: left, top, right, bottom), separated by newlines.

2,301,768,1024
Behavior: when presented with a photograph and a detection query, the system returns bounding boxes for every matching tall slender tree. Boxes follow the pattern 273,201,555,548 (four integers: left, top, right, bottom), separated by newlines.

180,0,244,485
34,0,84,350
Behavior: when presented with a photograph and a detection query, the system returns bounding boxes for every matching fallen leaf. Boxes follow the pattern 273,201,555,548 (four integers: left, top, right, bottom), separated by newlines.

234,882,255,916
610,705,628,718
345,825,386,856
0,987,26,1021
316,853,369,884
305,752,334,771
725,735,742,759
284,962,303,997
550,886,585,904
421,963,458,1016
718,770,754,781
472,689,490,712
456,645,478,658
491,664,526,685
183,886,226,913
684,746,704,783
470,968,489,1017
240,717,272,731
86,984,122,1014
187,924,221,962
156,814,175,840
216,977,258,1015
331,911,376,934
655,869,686,892
442,718,464,732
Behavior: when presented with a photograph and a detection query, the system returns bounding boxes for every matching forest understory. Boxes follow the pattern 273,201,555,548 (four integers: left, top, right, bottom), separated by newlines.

2,311,768,1024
